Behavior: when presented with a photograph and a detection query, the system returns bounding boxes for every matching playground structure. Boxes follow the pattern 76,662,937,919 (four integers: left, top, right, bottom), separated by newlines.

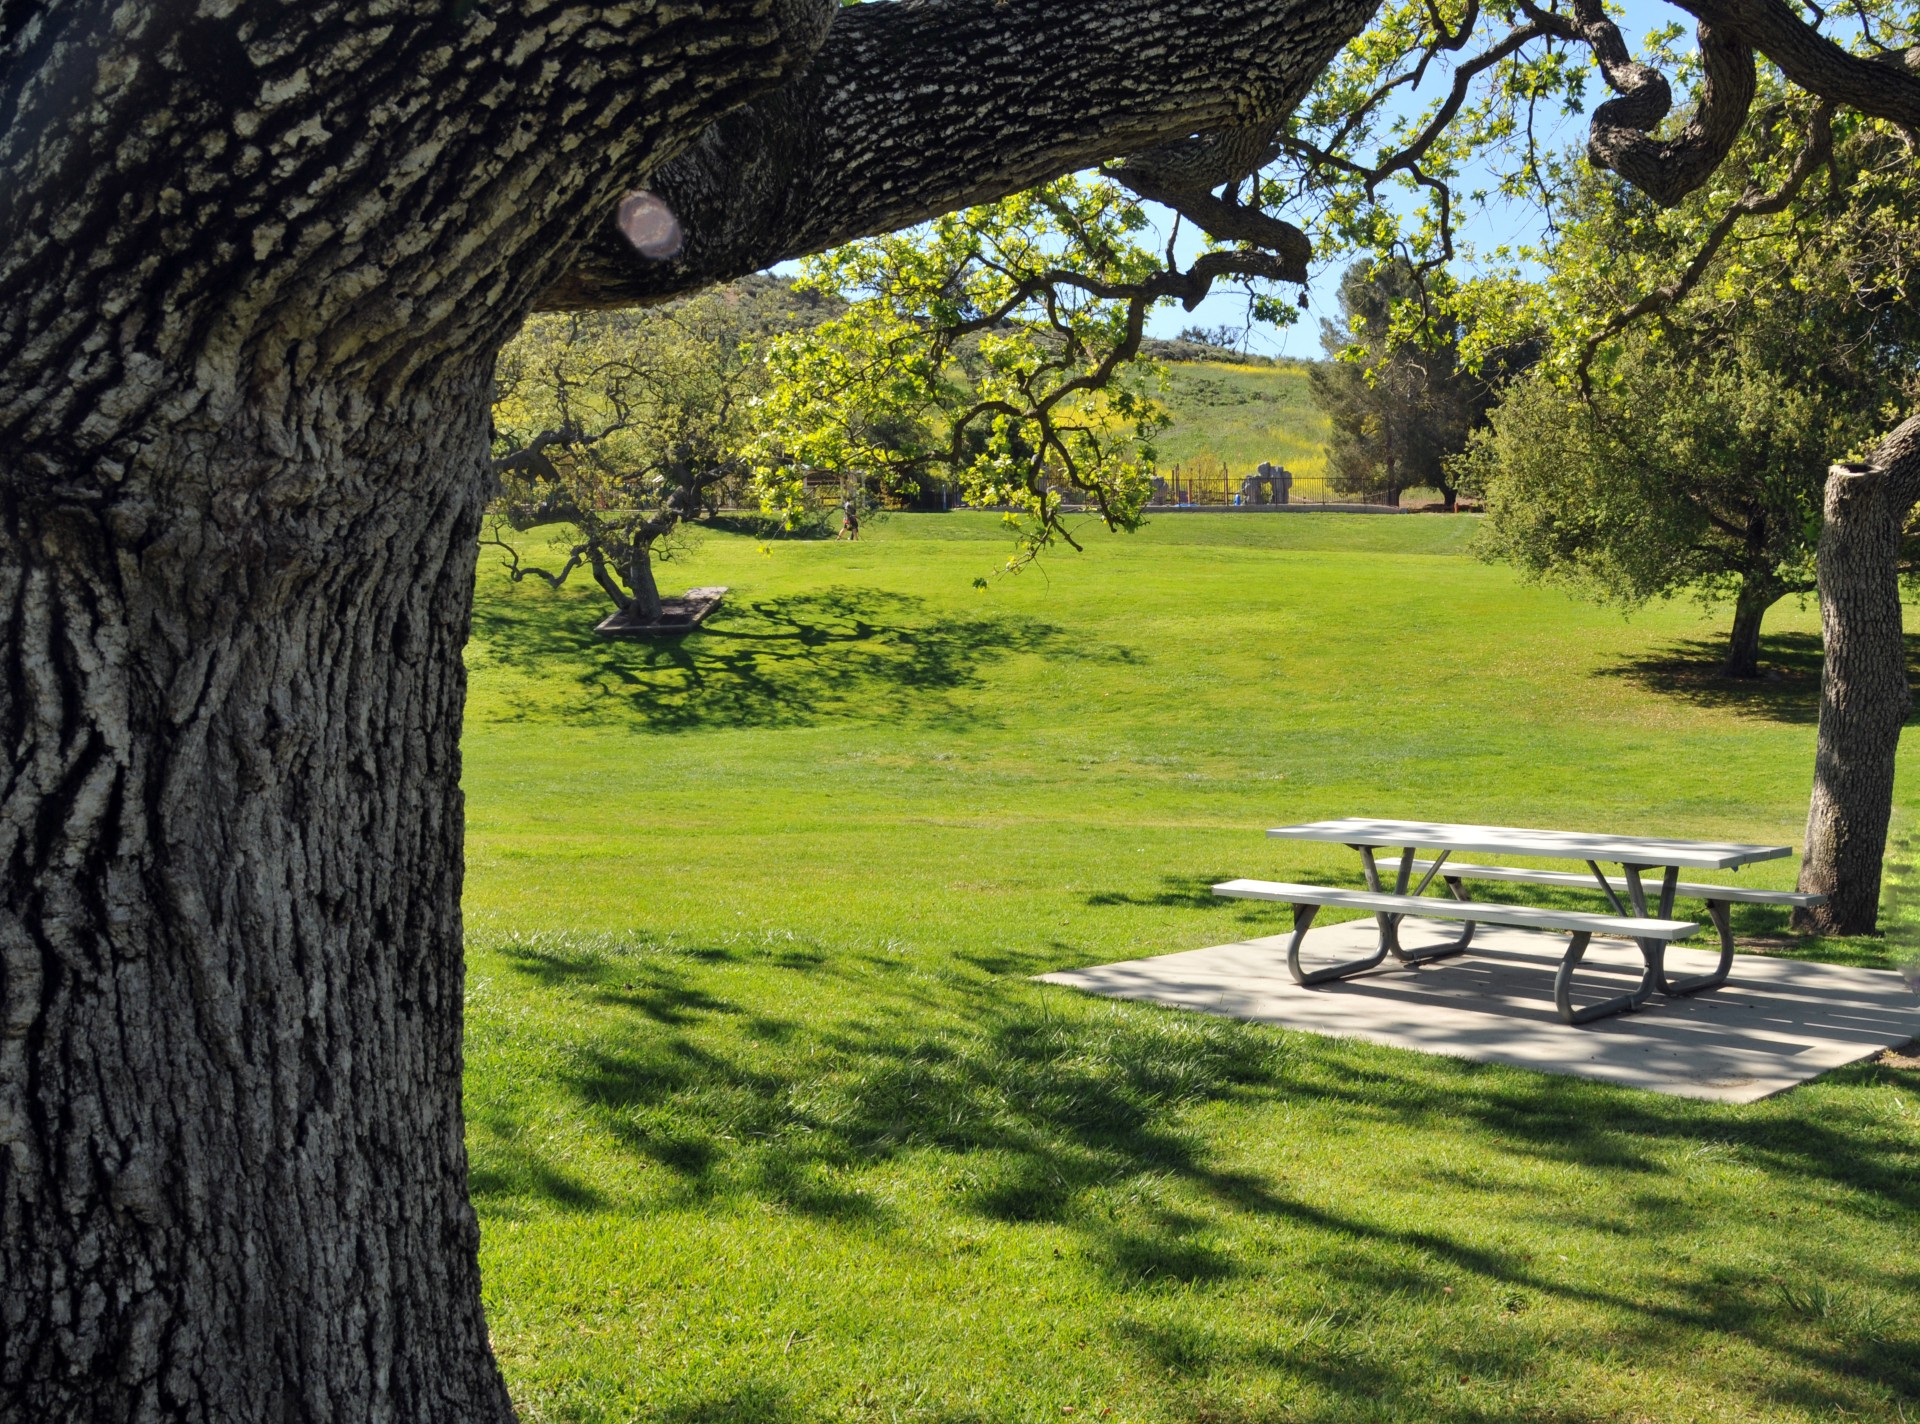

1152,459,1313,506
1146,461,1389,509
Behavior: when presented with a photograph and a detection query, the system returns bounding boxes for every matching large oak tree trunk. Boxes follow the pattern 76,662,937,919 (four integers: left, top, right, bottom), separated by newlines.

1,2,1383,1417
0,380,514,1420
1795,459,1914,934
1,1,827,1411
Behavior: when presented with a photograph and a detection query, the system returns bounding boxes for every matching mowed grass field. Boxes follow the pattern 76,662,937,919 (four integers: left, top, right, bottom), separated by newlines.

462,513,1920,1424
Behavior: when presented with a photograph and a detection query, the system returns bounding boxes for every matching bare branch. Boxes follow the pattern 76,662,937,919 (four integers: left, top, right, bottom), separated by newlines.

1864,409,1920,514
1103,174,1311,283
479,524,592,592
1268,12,1554,270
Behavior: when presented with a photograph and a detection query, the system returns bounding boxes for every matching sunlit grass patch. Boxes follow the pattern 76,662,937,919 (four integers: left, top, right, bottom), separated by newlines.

464,513,1920,1423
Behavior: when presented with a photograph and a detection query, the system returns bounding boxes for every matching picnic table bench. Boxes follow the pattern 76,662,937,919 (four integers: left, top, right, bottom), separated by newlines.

1213,818,1825,1025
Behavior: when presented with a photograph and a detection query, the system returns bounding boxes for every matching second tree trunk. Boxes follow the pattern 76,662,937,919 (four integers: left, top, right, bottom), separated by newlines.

1722,574,1779,679
1795,465,1911,934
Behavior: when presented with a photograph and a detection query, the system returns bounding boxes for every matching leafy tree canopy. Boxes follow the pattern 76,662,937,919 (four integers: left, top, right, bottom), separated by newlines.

753,3,1920,561
1457,73,1920,673
748,176,1204,567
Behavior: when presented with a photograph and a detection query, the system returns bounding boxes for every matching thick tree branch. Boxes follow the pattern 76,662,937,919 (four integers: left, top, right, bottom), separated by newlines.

490,426,575,480
1863,409,1920,514
1526,1,1759,206
1103,176,1311,283
540,0,1375,309
1675,0,1920,127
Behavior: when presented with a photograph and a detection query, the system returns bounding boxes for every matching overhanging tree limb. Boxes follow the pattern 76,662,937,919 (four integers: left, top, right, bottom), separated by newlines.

1534,1,1760,205
539,0,1376,309
1674,0,1920,125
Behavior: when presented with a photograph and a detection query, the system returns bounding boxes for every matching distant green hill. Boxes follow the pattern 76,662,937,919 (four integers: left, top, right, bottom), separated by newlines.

1151,359,1330,492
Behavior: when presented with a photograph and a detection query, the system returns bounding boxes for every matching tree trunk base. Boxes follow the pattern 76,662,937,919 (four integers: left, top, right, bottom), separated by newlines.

1721,575,1779,679
1796,464,1911,935
595,586,728,638
1,390,515,1422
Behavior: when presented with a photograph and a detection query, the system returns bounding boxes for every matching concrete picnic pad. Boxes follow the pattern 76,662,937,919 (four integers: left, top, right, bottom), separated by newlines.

1038,916,1920,1102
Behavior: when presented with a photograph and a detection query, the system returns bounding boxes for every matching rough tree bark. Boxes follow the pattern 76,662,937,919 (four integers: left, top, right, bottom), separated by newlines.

1,383,511,1419
0,0,832,1403
546,0,1372,307
0,1,1378,1418
1795,415,1920,934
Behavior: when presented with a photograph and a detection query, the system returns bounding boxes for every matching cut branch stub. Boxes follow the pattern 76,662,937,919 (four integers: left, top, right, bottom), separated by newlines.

618,192,685,260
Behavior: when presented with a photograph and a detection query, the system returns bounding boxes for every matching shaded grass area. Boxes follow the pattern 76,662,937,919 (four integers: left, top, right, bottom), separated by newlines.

470,586,1126,733
1598,630,1920,726
464,513,1920,1423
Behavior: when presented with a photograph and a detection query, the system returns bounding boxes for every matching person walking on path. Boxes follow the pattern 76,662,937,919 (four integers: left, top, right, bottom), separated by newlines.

841,497,861,540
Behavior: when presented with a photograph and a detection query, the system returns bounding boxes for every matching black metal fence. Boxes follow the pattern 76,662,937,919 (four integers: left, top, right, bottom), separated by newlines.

1149,465,1351,507
778,467,1430,512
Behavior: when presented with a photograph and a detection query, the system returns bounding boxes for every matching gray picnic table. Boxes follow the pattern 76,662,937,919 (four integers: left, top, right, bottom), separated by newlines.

1215,817,1818,1024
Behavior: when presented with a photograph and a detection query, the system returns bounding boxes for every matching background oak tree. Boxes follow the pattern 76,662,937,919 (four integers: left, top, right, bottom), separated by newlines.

1463,103,1920,680
486,286,825,621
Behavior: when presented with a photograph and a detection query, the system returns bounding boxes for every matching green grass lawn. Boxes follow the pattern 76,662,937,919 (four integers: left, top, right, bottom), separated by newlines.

463,513,1920,1424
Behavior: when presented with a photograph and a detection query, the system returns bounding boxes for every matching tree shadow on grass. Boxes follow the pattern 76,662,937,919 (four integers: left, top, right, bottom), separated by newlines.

469,584,1135,733
1099,1044,1920,1414
465,1151,606,1215
1083,875,1252,911
470,930,1920,1414
1594,631,1920,725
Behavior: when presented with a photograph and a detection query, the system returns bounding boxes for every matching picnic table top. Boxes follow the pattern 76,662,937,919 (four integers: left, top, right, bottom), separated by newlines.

1264,817,1792,871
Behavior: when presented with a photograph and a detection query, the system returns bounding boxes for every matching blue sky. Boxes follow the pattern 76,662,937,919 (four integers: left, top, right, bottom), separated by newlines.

1140,0,1684,358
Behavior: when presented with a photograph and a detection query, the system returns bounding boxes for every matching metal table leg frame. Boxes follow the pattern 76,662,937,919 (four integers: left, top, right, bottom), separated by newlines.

1553,930,1660,1025
1354,845,1407,958
1661,900,1735,996
1441,877,1480,956
1354,845,1473,965
1616,862,1676,1010
1283,902,1389,986
1397,848,1474,962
